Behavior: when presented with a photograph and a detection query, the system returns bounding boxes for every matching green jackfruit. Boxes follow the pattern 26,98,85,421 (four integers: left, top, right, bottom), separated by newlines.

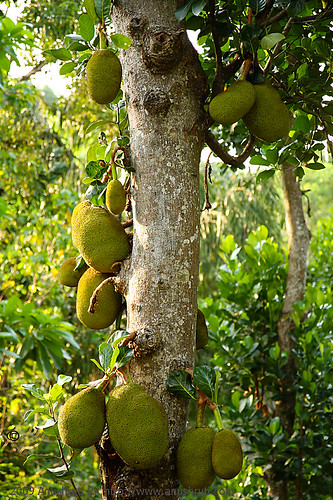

58,257,88,287
105,179,126,215
71,200,91,226
106,383,168,469
76,267,122,330
86,49,122,105
58,387,106,449
72,204,130,273
196,309,209,349
242,79,291,143
212,428,243,479
209,80,256,125
176,427,215,489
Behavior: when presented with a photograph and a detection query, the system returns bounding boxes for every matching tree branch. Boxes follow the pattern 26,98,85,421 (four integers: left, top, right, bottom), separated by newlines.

19,60,48,82
205,130,256,167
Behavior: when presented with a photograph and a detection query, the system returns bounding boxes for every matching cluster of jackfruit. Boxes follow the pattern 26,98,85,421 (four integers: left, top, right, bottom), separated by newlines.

58,382,168,471
209,78,291,143
58,179,129,331
86,49,122,105
177,426,243,489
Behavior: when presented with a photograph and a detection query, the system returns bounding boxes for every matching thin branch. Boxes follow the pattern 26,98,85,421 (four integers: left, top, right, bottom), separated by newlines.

264,16,294,74
121,218,133,229
205,130,256,167
19,60,48,82
89,277,115,314
203,152,212,211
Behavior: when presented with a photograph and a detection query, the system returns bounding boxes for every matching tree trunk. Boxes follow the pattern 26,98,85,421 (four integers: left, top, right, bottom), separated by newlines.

264,163,311,499
98,2,208,498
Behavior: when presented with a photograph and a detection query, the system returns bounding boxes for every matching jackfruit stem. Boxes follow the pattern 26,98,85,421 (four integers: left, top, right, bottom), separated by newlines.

239,58,252,81
196,391,208,427
99,28,107,50
213,405,224,431
111,162,117,180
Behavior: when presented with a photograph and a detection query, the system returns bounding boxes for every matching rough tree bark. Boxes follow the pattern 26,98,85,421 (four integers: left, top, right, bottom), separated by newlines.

97,2,208,499
264,163,311,499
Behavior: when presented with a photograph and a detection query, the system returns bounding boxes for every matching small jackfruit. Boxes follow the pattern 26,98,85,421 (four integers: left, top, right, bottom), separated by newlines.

106,383,168,469
72,204,130,273
86,49,122,105
58,257,88,287
176,427,215,489
212,428,243,480
242,79,291,143
58,387,106,449
76,267,122,330
196,309,209,349
209,80,256,125
71,200,91,226
105,179,126,215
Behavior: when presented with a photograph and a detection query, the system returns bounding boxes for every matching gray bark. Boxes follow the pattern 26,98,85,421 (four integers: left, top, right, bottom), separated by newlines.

98,2,208,498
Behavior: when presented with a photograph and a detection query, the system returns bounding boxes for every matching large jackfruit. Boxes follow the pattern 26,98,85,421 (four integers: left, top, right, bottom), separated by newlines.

58,387,106,449
242,79,291,143
76,267,122,330
176,427,215,489
72,204,130,273
212,428,243,479
209,80,256,125
86,49,122,105
106,383,168,469
58,257,88,287
71,200,91,226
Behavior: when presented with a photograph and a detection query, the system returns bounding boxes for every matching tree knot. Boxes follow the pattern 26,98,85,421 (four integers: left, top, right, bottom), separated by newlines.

142,29,183,74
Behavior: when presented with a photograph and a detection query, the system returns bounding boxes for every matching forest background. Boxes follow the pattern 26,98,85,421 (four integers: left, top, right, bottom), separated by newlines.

0,0,332,499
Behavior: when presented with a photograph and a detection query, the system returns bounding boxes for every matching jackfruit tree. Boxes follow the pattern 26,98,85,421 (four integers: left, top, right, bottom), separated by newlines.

1,0,332,499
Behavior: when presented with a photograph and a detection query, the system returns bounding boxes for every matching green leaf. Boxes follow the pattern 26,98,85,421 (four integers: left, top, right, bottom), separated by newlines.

47,384,64,404
269,343,280,360
47,465,74,478
294,115,311,133
305,162,325,170
36,419,58,437
166,370,197,400
59,61,76,75
256,169,276,183
45,48,72,61
99,342,114,371
115,346,133,369
84,0,98,22
261,33,285,50
95,0,111,22
192,0,208,16
85,160,108,179
221,234,236,254
175,0,194,21
90,358,105,372
110,34,132,49
21,384,46,400
79,13,95,42
250,155,271,166
108,330,130,347
240,24,263,55
286,0,306,16
249,0,266,13
24,407,49,421
231,391,241,409
297,62,308,79
85,119,112,134
193,366,216,401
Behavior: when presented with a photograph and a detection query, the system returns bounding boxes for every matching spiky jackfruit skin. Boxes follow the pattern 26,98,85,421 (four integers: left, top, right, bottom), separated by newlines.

58,387,106,449
71,200,91,226
242,79,291,143
209,80,256,125
105,179,126,215
58,257,88,287
176,427,215,489
106,383,168,469
86,49,122,105
196,309,209,349
212,428,243,479
76,267,122,330
72,204,130,273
